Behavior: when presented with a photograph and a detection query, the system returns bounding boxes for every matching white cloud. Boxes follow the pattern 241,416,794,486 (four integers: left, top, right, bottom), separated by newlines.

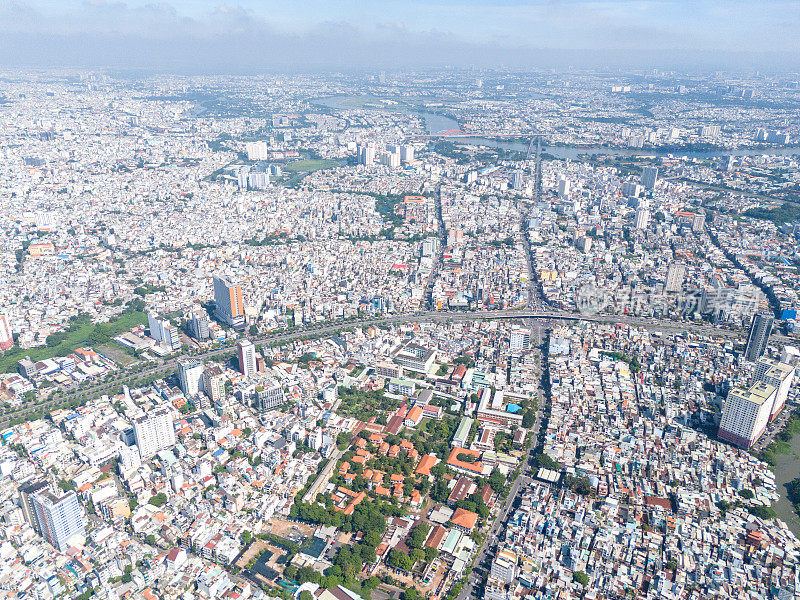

0,0,797,69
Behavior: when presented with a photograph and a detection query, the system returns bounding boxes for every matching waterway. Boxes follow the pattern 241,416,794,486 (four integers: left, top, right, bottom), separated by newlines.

771,433,800,537
314,96,800,159
420,112,800,160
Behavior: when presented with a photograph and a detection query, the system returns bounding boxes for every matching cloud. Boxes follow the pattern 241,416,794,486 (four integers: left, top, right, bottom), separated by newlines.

0,0,797,71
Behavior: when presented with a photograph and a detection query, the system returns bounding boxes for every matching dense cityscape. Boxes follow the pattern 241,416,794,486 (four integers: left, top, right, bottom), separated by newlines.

2,65,800,600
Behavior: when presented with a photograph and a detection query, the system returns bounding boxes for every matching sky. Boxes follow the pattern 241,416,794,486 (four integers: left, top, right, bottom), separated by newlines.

0,0,798,72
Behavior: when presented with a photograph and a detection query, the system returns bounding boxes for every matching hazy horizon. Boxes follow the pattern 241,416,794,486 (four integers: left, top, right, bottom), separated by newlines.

1,0,799,73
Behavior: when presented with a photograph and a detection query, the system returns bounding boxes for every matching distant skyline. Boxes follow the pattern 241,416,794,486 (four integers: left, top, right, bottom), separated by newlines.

1,0,798,71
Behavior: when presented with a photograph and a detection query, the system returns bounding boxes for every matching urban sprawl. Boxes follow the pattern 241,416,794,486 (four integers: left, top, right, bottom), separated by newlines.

2,70,800,600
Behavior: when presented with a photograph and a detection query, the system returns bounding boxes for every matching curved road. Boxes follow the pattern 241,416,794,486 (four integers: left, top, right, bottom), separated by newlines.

2,306,769,428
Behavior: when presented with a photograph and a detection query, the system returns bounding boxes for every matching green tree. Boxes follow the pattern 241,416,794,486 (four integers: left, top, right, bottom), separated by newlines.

402,589,423,600
431,478,450,503
407,522,431,549
522,410,535,429
747,505,776,520
573,571,589,587
148,493,167,507
570,476,593,496
320,575,342,589
360,545,377,564
535,453,561,471
296,566,321,584
363,530,382,547
388,549,413,572
410,548,425,566
666,559,677,571
58,479,76,492
363,577,381,590
487,468,506,493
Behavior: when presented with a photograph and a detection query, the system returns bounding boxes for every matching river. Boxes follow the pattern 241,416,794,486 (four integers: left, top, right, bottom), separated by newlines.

420,112,800,160
771,434,800,537
313,97,799,160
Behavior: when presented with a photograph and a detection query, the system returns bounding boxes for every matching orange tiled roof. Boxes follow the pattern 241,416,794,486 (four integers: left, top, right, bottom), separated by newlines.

450,508,478,531
446,447,483,474
415,454,438,477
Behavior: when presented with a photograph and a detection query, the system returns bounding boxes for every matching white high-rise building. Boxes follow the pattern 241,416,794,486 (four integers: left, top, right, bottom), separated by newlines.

635,206,650,230
754,358,794,419
718,382,776,449
692,209,706,233
422,238,441,258
203,365,226,402
245,141,269,161
237,166,250,190
641,166,658,190
767,131,790,144
248,171,270,189
781,346,800,368
357,143,376,165
510,328,531,351
253,380,285,411
18,479,49,533
699,125,721,139
621,181,644,198
557,176,571,198
490,549,518,584
665,263,685,293
188,312,210,340
237,339,257,377
133,406,176,459
754,357,775,382
148,313,181,351
379,151,400,168
575,236,592,253
32,490,85,552
400,145,415,163
119,443,141,473
178,358,204,396
744,313,774,362
0,314,12,350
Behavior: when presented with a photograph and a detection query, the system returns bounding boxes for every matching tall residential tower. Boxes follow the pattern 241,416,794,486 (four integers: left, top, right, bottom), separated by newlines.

213,275,245,329
32,490,85,551
133,406,176,459
744,313,774,362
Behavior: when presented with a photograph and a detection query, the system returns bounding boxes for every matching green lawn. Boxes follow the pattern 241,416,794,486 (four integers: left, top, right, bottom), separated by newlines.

284,159,340,173
0,310,147,373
